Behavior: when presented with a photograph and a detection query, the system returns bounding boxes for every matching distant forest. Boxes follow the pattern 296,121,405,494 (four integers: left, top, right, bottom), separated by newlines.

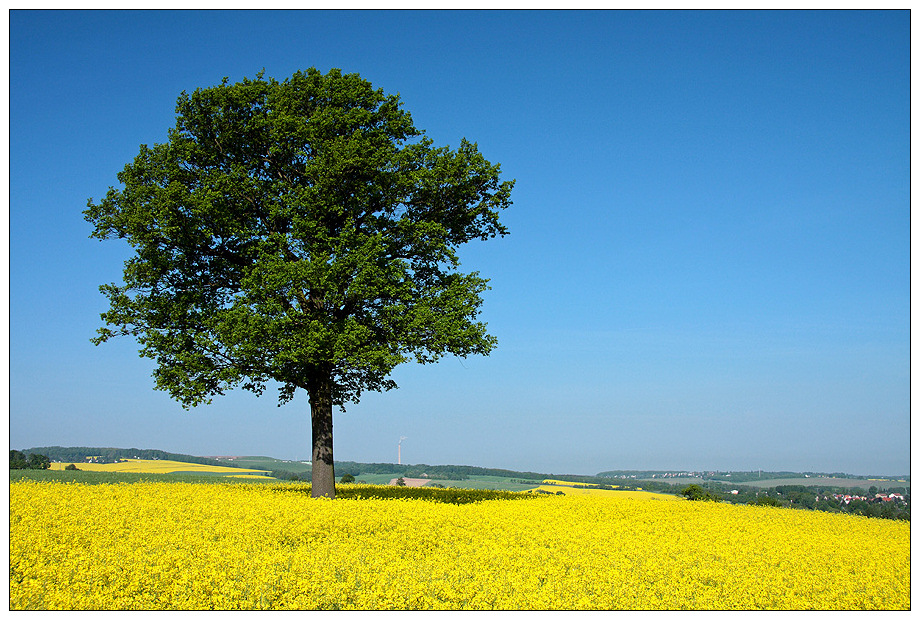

19,447,243,469
271,461,551,482
597,470,908,482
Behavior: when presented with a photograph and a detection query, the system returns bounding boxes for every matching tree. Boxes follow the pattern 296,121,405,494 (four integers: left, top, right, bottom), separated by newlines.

84,68,513,499
339,473,355,483
9,450,27,470
682,484,719,502
26,453,50,470
10,450,52,470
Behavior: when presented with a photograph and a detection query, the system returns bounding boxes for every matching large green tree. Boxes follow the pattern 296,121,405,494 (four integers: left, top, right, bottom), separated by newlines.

84,68,513,498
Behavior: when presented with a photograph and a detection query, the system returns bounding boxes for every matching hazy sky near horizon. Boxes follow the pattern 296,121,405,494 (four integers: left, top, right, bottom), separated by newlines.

9,10,910,476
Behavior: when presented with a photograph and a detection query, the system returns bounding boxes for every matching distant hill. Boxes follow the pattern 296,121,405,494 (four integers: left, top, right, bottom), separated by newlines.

226,456,310,473
333,461,552,481
20,447,247,470
21,448,905,487
597,470,909,484
231,456,552,482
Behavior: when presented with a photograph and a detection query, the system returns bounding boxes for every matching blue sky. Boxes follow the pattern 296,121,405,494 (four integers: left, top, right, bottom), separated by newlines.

9,10,910,476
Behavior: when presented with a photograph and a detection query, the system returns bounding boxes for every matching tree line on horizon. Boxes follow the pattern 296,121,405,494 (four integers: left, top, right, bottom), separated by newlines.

270,461,551,483
15,447,243,469
597,469,908,482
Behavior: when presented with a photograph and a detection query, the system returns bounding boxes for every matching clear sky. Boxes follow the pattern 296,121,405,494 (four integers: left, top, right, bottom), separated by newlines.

9,10,910,476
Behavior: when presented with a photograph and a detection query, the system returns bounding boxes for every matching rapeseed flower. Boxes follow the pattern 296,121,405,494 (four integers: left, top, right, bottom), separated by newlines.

9,480,909,610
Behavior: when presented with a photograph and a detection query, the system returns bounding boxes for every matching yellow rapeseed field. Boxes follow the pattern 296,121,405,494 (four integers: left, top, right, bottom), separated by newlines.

48,459,268,476
9,480,910,610
531,485,680,500
542,479,598,487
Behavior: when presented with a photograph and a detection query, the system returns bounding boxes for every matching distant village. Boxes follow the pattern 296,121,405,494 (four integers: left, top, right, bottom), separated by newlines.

834,492,906,505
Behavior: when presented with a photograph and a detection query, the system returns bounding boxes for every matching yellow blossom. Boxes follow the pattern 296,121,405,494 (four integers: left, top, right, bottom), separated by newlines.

9,480,909,610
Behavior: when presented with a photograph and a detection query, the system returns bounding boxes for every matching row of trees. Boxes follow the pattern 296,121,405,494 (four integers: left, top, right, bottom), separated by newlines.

271,469,311,482
19,446,243,469
10,450,50,470
269,464,469,483
333,461,476,480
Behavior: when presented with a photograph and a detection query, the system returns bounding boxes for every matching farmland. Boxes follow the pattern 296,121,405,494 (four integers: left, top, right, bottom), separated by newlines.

48,459,272,477
10,478,908,610
531,484,682,501
14,448,911,521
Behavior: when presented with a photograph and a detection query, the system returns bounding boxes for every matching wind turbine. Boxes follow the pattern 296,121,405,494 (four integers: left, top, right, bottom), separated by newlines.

398,437,407,465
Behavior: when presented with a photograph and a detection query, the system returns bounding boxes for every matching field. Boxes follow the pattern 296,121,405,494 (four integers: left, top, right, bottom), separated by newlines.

420,475,545,492
11,469,279,486
10,479,909,610
48,459,272,477
533,479,680,500
224,456,311,473
531,485,681,500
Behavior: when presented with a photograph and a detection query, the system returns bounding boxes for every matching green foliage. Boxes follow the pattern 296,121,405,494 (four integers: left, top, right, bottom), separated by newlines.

9,471,533,505
27,454,47,469
752,495,782,507
9,450,27,469
333,460,560,481
84,67,512,411
21,446,242,469
229,456,310,473
271,470,309,482
597,470,909,486
10,451,50,470
64,464,80,471
274,483,537,505
84,68,512,499
9,469,279,485
682,484,720,502
339,473,355,483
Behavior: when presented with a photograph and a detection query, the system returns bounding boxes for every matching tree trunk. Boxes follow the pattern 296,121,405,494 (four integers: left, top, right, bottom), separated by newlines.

308,377,335,499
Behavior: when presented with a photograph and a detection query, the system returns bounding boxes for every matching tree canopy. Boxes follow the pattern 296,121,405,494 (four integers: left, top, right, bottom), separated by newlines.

84,68,513,497
10,450,50,470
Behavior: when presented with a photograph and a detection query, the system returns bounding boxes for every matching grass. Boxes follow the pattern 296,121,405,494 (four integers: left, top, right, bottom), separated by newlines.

226,456,311,473
345,474,541,491
349,473,398,485
10,469,279,485
280,483,538,504
424,475,542,492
